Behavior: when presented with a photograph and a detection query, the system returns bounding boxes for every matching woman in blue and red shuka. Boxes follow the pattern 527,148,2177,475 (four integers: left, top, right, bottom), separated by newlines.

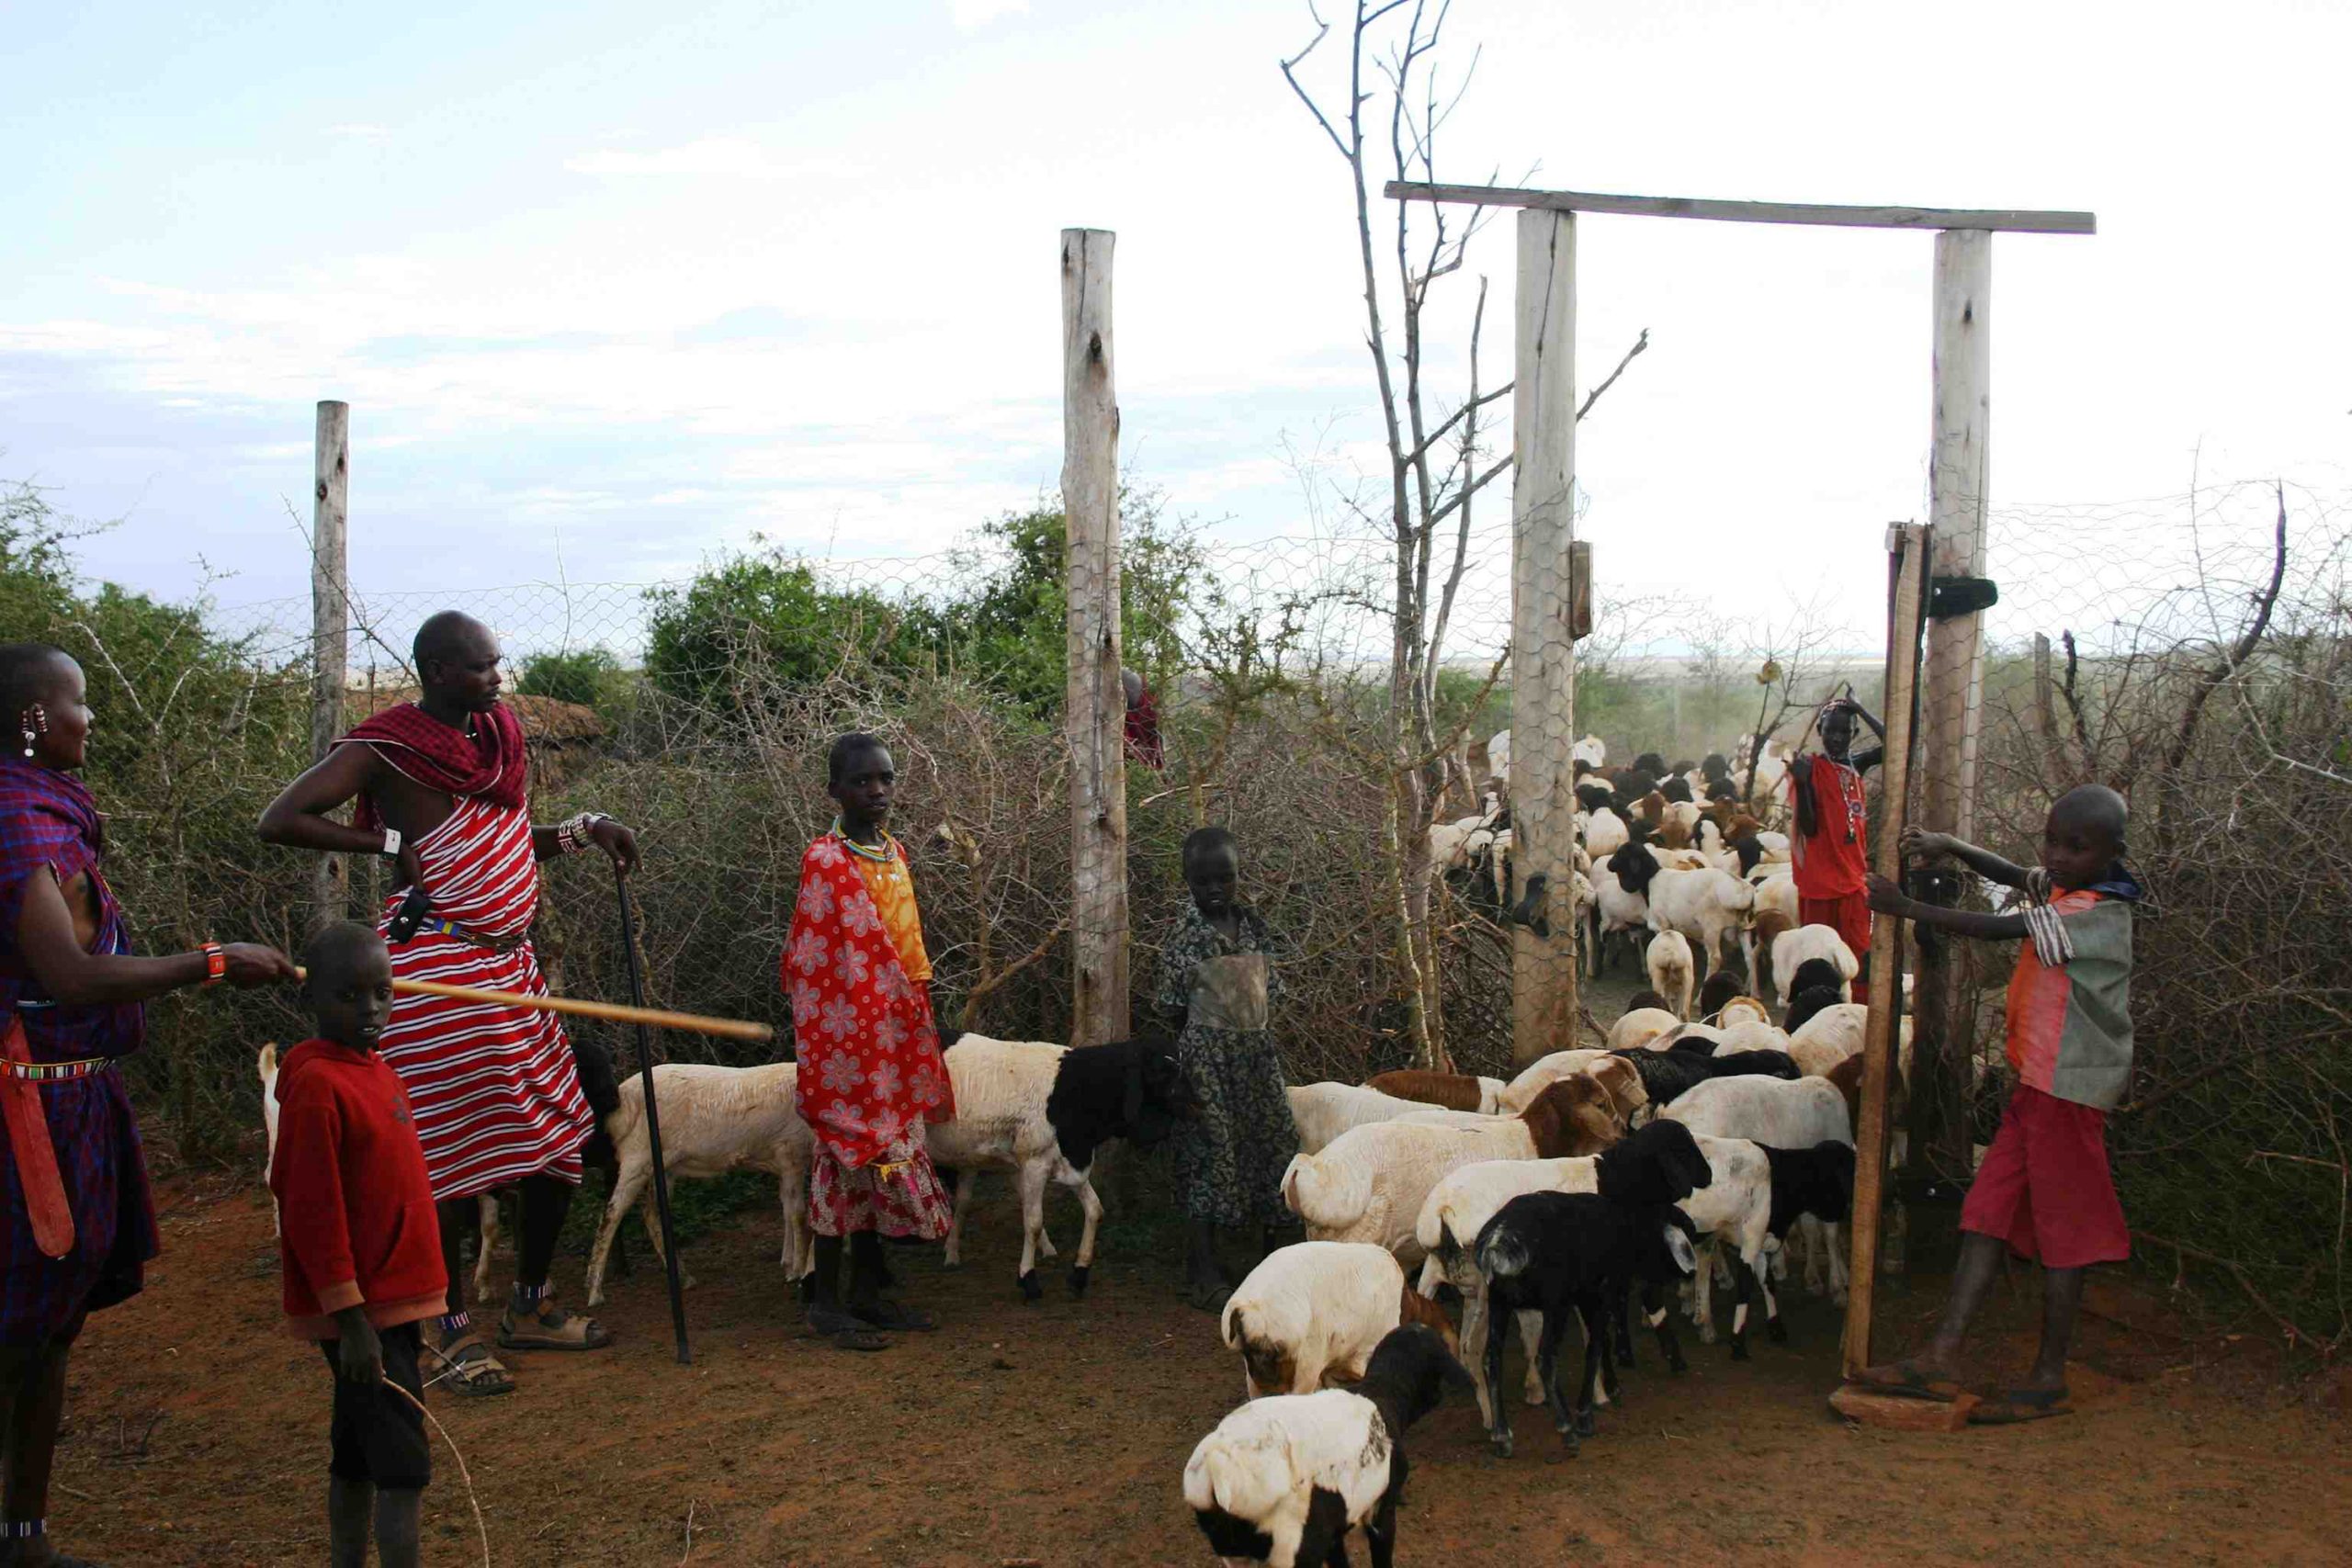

782,733,955,1351
1,644,295,1568
1789,696,1886,999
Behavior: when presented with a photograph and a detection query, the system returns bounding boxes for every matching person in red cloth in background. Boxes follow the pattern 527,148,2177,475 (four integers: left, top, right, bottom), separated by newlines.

271,921,446,1568
260,612,638,1398
784,733,956,1350
1789,695,1886,999
1123,668,1163,771
2,643,295,1568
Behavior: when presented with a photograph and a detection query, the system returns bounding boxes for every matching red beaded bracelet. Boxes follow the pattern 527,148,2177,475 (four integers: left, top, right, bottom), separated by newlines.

200,942,226,987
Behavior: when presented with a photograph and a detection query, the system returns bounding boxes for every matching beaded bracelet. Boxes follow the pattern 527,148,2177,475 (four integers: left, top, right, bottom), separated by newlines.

556,812,612,855
200,942,227,987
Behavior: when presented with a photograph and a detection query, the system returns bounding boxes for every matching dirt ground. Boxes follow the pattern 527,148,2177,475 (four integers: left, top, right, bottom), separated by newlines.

49,1154,2352,1568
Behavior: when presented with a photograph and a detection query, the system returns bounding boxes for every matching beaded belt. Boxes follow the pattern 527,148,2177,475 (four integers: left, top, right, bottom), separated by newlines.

409,918,527,954
0,1055,111,1084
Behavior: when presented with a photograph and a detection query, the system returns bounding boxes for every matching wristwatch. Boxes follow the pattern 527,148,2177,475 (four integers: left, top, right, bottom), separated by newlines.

381,828,403,859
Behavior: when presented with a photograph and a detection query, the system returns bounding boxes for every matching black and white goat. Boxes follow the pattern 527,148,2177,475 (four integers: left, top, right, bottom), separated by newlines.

1185,1324,1471,1568
926,1032,1198,1300
1474,1190,1700,1458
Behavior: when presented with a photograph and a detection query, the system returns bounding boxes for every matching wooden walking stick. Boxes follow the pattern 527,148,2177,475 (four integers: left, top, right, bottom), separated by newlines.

615,864,693,1366
293,974,775,1043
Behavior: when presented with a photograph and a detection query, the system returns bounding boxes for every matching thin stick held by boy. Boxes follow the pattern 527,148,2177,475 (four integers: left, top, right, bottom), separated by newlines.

1852,784,2140,1424
271,922,448,1568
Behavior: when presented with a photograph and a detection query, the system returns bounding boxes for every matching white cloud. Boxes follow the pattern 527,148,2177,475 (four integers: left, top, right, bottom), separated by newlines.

948,0,1029,30
326,123,392,142
562,138,862,181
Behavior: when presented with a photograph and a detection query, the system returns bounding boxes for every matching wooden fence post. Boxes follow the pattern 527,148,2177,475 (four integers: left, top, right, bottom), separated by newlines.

1508,209,1579,1066
1061,230,1129,1047
1843,522,1929,1377
1906,231,1994,1202
311,400,350,934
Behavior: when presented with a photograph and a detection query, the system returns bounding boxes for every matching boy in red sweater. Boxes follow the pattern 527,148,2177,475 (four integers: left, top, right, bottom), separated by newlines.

271,922,447,1568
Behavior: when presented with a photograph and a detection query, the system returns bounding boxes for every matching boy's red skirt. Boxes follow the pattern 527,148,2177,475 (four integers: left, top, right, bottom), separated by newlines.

1796,890,1872,1000
1961,1083,2130,1269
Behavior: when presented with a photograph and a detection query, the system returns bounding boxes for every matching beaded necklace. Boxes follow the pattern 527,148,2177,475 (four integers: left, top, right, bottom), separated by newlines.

832,818,897,863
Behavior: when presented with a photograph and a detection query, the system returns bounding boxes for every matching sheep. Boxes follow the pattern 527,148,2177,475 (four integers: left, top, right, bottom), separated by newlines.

1221,1241,1460,1399
1585,858,1650,977
1788,1001,1868,1076
259,1043,507,1300
1572,734,1606,768
1770,924,1860,1006
1474,1190,1701,1458
1607,1007,1682,1053
926,1033,1200,1300
1713,1019,1792,1055
1575,780,1620,817
1645,930,1695,1020
1281,1077,1626,1263
1714,996,1773,1031
1495,1049,1628,1114
1415,1119,1713,1426
1581,807,1629,859
1425,814,1491,881
583,1062,812,1309
1645,866,1758,980
1185,1325,1471,1568
1486,728,1512,787
1285,1083,1490,1156
1658,799,1702,849
1677,1135,1859,1358
1693,971,1747,1023
1662,1075,1854,1305
1743,873,1800,990
1363,1069,1507,1114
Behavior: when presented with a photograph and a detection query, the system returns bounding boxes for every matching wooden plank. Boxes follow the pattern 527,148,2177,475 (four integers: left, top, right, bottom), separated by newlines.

1909,231,1995,1190
1508,209,1579,1067
1385,180,2095,235
1060,228,1130,1046
1842,521,1928,1380
310,400,350,935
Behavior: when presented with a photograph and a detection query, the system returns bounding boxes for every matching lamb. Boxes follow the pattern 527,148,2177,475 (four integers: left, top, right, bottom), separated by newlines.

1281,1077,1626,1262
1285,1083,1489,1156
1474,1190,1701,1458
1415,1120,1714,1425
583,1062,813,1309
1645,929,1695,1020
1607,1007,1682,1053
1363,1068,1506,1114
926,1033,1200,1299
1771,924,1860,1007
1221,1241,1460,1398
1677,1135,1859,1357
1185,1325,1472,1568
1662,1075,1854,1304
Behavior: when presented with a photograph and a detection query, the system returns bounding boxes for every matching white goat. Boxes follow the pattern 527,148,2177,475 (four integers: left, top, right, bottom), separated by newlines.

1663,1076,1854,1305
1221,1241,1459,1398
1645,866,1757,976
1645,930,1695,1020
1286,1083,1490,1156
584,1062,813,1309
1770,924,1860,1006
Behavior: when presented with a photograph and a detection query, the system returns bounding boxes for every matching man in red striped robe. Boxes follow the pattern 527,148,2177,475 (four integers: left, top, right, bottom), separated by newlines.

261,612,638,1396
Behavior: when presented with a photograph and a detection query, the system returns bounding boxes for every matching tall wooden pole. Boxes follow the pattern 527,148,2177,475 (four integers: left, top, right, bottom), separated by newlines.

1061,229,1129,1046
1843,523,1928,1377
1508,209,1579,1066
1907,232,1993,1192
310,400,350,935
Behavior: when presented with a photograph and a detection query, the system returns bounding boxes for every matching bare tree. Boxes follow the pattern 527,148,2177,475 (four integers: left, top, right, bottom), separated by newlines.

1282,0,1646,1066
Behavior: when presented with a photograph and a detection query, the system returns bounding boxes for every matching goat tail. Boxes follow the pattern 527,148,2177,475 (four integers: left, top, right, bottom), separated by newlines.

1476,1219,1532,1281
1281,1152,1369,1234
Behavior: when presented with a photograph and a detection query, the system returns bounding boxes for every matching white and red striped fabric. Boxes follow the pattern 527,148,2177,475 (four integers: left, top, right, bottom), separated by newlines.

375,795,590,1201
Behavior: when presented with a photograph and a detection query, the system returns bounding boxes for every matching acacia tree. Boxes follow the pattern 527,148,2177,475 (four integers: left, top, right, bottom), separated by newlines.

1282,0,1646,1066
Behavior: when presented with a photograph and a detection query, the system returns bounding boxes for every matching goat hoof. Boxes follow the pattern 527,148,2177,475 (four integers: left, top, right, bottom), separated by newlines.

1767,1318,1789,1345
1018,1270,1043,1303
1574,1410,1597,1438
1731,1342,1750,1362
1697,1325,1717,1346
1068,1265,1091,1299
1521,1386,1547,1406
1667,1355,1689,1376
1488,1433,1514,1460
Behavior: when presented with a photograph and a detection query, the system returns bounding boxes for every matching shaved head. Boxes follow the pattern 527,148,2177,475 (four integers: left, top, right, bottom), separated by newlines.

0,643,74,719
413,611,492,671
301,919,388,985
2050,784,2129,850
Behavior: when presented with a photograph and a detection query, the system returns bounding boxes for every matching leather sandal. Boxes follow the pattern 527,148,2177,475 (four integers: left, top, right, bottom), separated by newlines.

424,1331,515,1397
497,1296,613,1352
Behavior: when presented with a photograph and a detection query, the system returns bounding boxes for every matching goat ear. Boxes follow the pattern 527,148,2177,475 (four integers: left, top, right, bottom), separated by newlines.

1662,1223,1697,1276
1123,1057,1145,1126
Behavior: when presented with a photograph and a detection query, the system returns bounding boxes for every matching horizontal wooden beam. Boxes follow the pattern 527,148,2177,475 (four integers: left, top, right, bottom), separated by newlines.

1385,181,2095,235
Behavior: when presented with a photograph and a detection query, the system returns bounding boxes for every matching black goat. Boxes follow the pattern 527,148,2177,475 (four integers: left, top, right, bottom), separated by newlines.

1476,1190,1701,1458
1783,983,1848,1034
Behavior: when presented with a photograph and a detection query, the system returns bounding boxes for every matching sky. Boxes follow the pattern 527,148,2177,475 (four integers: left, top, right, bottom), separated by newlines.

5,0,2346,659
